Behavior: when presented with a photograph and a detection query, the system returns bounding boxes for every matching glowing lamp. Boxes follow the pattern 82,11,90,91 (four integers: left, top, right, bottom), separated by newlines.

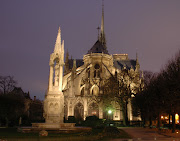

108,110,112,114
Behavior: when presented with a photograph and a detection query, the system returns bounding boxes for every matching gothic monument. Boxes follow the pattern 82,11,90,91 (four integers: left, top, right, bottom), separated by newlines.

43,27,65,124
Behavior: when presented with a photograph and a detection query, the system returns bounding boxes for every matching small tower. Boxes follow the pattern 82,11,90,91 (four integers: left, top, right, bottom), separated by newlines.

71,59,77,79
43,27,65,124
135,52,140,72
64,50,70,75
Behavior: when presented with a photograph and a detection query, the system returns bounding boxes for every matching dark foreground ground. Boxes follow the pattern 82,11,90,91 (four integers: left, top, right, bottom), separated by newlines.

0,127,131,141
1,127,180,141
116,127,180,141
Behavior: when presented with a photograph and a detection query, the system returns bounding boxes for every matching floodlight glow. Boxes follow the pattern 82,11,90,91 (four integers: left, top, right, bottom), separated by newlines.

108,110,112,114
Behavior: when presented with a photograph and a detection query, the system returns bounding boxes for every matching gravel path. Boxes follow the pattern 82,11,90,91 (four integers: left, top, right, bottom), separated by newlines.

112,127,180,141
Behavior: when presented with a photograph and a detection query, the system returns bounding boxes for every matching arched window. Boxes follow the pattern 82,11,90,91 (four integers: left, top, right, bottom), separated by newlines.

94,64,100,78
97,70,100,77
74,102,84,120
94,70,96,77
88,102,99,117
94,64,100,69
86,68,90,78
81,87,84,96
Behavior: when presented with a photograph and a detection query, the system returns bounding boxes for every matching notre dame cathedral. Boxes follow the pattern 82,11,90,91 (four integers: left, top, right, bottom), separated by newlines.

43,4,144,124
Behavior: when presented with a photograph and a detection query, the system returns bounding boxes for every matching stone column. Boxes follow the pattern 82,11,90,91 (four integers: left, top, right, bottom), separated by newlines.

72,105,74,116
59,64,63,91
54,64,59,87
49,65,53,91
84,99,88,120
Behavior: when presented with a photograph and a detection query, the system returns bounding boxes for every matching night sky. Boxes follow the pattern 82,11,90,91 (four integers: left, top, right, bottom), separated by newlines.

1,0,180,100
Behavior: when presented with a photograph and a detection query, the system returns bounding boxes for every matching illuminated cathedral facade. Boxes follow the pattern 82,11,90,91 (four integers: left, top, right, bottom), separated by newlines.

43,4,143,123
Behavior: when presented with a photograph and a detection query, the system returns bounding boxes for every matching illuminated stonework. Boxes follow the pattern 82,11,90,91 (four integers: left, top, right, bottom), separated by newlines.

63,51,143,121
43,27,64,123
61,5,143,121
44,6,143,123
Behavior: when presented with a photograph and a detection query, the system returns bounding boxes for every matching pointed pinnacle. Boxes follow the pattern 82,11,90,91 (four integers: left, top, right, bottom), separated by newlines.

58,26,61,33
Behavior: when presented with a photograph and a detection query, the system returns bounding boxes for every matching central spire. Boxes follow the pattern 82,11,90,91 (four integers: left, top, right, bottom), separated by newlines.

87,0,108,55
101,0,104,36
100,0,106,48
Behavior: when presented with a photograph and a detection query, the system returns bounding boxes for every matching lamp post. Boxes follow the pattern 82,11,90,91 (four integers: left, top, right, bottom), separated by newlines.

108,110,112,126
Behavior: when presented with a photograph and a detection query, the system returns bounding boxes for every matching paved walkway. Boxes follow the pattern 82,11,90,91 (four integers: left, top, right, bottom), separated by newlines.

114,127,180,141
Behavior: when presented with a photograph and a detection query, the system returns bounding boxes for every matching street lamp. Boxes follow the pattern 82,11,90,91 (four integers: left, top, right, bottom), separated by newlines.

108,110,112,126
108,110,112,114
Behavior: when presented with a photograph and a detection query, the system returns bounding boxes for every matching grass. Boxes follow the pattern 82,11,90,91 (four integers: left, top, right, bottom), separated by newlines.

0,127,131,141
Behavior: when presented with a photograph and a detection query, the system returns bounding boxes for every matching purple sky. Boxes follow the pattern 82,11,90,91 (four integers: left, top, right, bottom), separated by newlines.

0,0,180,100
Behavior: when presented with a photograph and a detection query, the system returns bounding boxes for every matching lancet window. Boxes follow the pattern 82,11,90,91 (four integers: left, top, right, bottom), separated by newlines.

81,87,84,96
87,68,90,78
94,64,100,78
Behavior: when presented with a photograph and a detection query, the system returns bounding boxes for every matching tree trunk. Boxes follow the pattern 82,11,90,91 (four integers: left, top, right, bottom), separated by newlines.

172,113,176,133
157,113,161,130
122,106,126,126
125,102,128,126
143,116,146,128
168,114,171,126
120,99,129,126
149,116,152,127
121,102,127,126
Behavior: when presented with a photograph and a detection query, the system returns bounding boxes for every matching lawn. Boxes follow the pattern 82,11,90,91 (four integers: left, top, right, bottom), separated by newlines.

0,127,131,141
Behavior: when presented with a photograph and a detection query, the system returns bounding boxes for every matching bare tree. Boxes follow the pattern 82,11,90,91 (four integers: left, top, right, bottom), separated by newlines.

102,71,132,126
134,50,180,132
161,50,180,133
0,76,17,94
143,71,157,89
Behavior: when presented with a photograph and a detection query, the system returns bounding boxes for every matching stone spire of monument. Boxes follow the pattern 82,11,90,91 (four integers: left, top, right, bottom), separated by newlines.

44,27,65,124
48,27,64,91
54,27,61,54
61,39,64,63
99,0,106,48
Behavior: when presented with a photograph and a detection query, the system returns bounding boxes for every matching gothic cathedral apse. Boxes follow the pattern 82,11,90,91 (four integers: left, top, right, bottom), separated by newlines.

43,4,144,124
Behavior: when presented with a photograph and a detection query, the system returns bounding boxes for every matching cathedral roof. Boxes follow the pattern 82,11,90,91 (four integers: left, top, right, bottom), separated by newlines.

87,40,109,54
114,60,136,70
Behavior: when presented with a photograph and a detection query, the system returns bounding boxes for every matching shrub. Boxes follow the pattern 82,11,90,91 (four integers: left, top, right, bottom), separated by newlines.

103,126,120,137
83,116,104,128
67,116,76,123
